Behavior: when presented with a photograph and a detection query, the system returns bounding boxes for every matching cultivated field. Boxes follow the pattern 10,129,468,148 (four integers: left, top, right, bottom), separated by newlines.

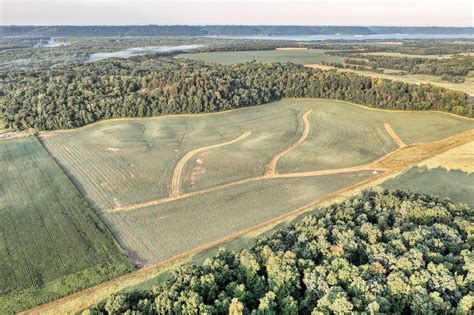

105,171,375,264
364,52,473,59
382,141,474,207
177,49,343,65
23,99,474,314
40,99,474,266
0,137,132,314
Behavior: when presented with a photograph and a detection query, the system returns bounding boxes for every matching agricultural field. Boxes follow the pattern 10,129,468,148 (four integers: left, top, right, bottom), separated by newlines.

40,99,474,267
104,171,375,265
382,141,474,207
364,51,474,59
0,136,132,314
19,98,474,314
177,49,343,65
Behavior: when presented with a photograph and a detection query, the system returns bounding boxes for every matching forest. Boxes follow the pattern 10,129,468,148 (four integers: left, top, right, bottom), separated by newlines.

87,189,474,314
323,53,474,83
1,57,472,131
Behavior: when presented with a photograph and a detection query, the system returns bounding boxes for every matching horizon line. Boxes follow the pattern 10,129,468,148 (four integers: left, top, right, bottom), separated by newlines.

2,24,473,28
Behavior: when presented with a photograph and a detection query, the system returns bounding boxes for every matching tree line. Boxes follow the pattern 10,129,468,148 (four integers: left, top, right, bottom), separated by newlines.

1,56,472,131
87,189,473,314
324,53,474,83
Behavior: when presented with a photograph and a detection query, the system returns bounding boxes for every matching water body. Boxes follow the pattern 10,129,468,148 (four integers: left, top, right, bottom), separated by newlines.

44,38,71,47
206,33,474,41
88,44,205,62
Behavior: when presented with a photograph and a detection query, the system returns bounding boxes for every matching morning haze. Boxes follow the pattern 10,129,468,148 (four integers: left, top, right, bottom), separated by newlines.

1,0,472,26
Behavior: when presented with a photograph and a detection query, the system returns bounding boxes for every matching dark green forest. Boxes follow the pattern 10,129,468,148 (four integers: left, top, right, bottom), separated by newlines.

1,57,472,130
323,52,474,83
88,189,474,314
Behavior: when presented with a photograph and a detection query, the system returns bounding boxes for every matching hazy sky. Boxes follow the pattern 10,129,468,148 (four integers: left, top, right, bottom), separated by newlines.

1,0,473,26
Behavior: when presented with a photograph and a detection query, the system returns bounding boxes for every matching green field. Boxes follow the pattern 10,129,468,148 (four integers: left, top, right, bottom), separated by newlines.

277,101,474,173
381,141,474,207
40,99,474,266
177,49,343,65
382,167,474,207
104,171,374,264
42,100,473,209
0,136,133,314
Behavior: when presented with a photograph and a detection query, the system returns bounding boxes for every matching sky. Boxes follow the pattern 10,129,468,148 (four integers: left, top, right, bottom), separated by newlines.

1,0,473,26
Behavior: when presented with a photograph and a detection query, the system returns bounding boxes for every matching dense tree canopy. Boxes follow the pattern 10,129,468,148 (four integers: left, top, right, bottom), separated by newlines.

88,189,474,314
324,52,474,83
1,57,471,131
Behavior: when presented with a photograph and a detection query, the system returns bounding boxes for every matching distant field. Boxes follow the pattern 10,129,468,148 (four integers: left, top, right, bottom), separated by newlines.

178,49,474,95
364,52,472,59
382,141,474,207
176,49,343,65
0,137,132,314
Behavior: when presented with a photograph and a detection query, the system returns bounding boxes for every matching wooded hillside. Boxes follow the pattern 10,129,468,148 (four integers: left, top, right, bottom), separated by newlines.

1,57,471,131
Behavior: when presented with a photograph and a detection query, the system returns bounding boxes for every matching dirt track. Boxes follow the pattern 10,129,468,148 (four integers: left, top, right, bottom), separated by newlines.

110,121,409,213
383,123,406,147
264,109,313,176
169,131,251,197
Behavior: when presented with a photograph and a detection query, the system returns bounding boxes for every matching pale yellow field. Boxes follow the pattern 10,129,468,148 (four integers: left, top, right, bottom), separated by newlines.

418,141,474,173
364,52,474,59
276,47,308,51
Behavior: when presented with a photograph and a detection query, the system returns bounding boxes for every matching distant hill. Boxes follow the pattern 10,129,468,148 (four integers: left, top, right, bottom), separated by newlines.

1,25,472,37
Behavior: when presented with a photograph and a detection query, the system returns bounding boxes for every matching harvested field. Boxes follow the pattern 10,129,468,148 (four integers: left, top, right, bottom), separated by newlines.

418,141,474,172
177,49,342,65
0,137,132,314
364,52,465,59
276,47,309,51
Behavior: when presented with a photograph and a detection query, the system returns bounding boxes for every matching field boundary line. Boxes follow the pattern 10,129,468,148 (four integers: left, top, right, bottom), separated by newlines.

169,130,251,198
264,109,313,176
35,136,131,263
